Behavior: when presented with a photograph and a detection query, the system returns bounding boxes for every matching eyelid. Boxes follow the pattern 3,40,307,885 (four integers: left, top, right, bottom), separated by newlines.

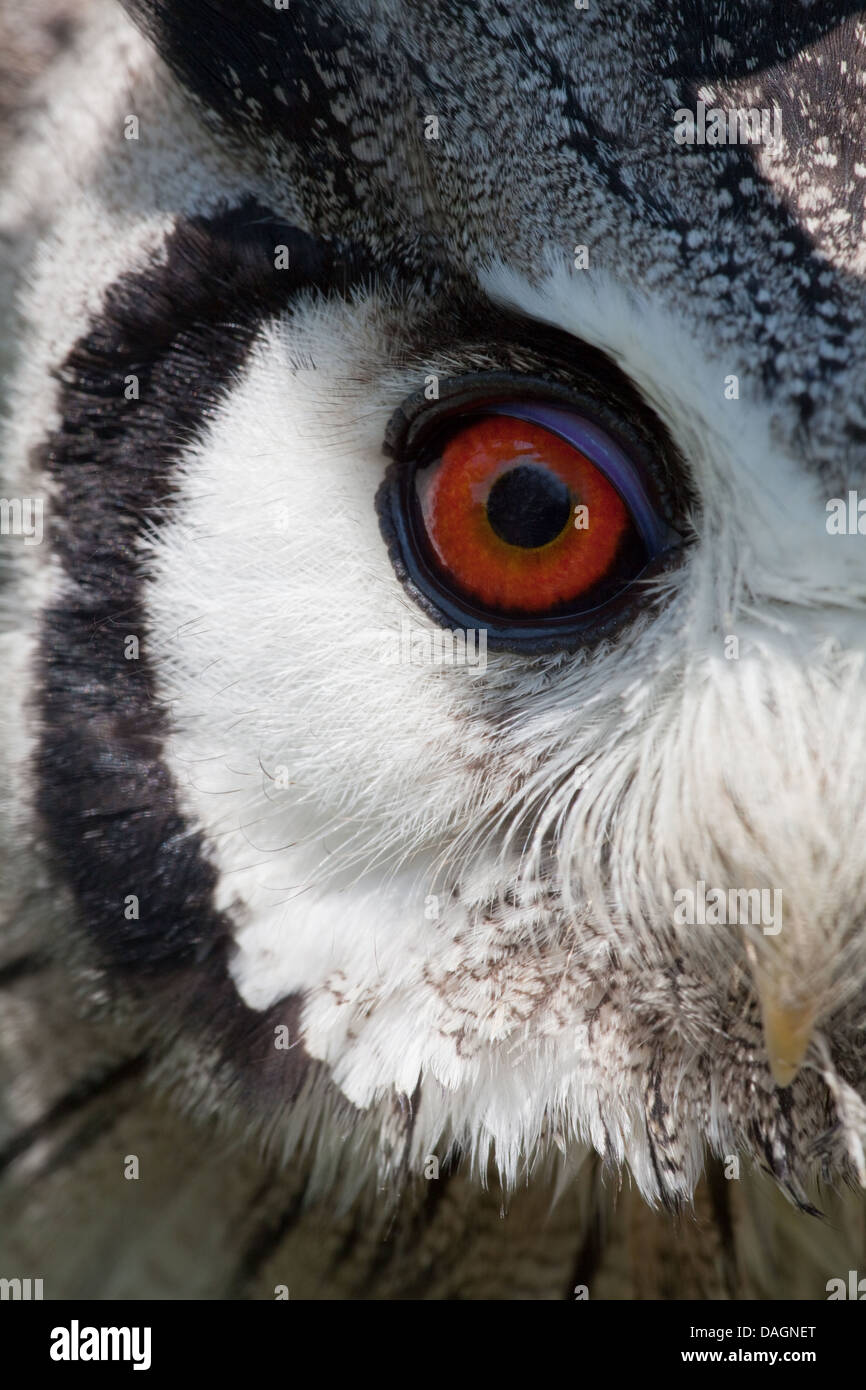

384,371,584,460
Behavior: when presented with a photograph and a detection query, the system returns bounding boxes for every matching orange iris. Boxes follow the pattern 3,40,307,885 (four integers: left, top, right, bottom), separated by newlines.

417,416,631,613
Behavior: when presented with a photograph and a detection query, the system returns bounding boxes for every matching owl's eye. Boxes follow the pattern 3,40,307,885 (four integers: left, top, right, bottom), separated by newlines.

380,377,682,648
414,412,646,616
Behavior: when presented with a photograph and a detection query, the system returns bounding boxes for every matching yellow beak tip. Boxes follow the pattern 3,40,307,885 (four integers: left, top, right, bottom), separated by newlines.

761,999,815,1090
768,1055,803,1089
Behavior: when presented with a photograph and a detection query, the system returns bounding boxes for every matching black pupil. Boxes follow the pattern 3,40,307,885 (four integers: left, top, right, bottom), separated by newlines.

486,462,572,549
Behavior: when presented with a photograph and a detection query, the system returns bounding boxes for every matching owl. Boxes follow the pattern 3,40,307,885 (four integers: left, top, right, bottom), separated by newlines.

1,0,866,1301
